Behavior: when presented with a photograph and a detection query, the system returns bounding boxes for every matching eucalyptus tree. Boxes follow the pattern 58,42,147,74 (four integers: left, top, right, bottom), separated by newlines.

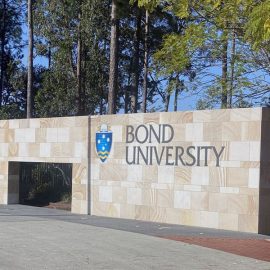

108,0,119,114
130,0,159,112
34,0,111,117
27,0,33,118
0,0,22,110
143,0,265,110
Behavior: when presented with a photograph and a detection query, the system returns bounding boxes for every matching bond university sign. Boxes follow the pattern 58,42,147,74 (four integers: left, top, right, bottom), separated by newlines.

96,123,225,167
125,124,224,167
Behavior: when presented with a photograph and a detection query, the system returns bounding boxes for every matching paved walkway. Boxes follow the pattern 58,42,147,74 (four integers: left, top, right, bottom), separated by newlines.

0,205,269,270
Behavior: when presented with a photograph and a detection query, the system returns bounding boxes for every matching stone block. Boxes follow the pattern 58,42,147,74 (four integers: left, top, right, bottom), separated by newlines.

203,123,222,141
229,142,250,161
57,128,70,143
158,166,174,184
222,122,242,141
40,143,51,158
248,168,260,189
185,123,203,141
191,192,209,211
238,214,258,233
175,167,191,185
127,187,142,205
174,190,191,209
209,193,228,213
99,186,112,203
15,128,35,143
210,109,230,122
227,168,249,187
157,189,173,208
191,167,209,186
200,211,219,229
219,213,239,231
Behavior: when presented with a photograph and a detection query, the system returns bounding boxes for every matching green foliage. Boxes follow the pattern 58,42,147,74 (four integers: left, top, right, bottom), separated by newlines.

33,0,110,117
0,0,24,116
154,24,206,76
245,1,270,48
1,0,270,118
130,0,160,12
148,0,270,109
35,70,77,117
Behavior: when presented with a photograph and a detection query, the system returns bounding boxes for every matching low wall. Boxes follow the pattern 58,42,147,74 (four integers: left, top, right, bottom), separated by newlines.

1,108,270,234
0,117,89,214
90,108,265,234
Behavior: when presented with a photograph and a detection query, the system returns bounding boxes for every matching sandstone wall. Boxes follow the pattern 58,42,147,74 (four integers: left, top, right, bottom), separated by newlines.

0,117,89,214
91,108,262,233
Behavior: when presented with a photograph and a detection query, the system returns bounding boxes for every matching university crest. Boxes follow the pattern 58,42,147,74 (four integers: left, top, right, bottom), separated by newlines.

96,124,113,163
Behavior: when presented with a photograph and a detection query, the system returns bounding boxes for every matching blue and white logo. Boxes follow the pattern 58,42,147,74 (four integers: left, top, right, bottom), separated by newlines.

96,124,113,163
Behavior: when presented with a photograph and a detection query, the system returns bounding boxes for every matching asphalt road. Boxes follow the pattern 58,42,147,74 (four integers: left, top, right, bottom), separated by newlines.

0,205,269,270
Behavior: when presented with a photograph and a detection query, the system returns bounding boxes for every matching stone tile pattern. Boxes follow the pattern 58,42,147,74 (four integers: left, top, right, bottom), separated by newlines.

0,117,89,214
91,108,263,233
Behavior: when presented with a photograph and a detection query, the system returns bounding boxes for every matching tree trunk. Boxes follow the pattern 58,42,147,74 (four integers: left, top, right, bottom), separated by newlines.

221,31,228,109
77,6,83,116
174,87,179,112
142,9,149,113
27,0,33,118
229,30,236,108
165,94,170,112
108,0,119,114
125,60,133,114
0,0,6,107
130,10,142,114
99,81,104,115
174,76,183,112
48,41,51,69
82,46,86,115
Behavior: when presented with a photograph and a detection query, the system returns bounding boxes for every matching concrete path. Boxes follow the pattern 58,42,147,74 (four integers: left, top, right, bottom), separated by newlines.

0,205,269,270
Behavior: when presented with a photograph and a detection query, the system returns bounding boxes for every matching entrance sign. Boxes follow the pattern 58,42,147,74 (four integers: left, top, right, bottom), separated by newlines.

1,108,269,235
125,124,225,167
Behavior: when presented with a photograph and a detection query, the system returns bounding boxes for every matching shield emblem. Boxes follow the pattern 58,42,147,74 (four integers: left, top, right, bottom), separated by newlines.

96,124,113,163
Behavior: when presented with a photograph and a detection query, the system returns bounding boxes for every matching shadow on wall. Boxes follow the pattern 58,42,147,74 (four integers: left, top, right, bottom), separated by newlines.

259,108,270,235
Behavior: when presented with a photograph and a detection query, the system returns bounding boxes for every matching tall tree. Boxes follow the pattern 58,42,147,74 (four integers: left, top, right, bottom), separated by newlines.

142,9,149,113
0,0,7,107
221,29,228,109
0,0,22,113
108,0,119,114
77,1,83,115
130,8,142,113
34,0,111,117
132,1,160,112
27,0,33,118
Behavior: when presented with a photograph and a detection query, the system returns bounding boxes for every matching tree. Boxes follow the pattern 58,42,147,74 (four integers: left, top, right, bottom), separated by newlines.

27,0,33,118
245,1,270,48
147,0,266,110
142,9,149,112
108,0,119,114
0,0,7,107
0,0,23,112
34,0,111,117
130,8,142,113
131,1,160,112
77,0,83,115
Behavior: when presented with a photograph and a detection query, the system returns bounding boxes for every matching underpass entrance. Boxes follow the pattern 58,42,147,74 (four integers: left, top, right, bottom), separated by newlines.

19,162,72,211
